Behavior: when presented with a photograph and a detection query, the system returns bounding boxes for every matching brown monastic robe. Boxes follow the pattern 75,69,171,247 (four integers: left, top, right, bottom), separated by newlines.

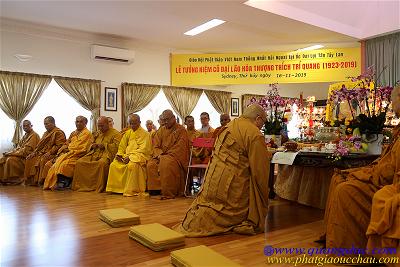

72,128,121,192
24,127,66,185
325,126,400,249
147,123,189,198
175,117,271,236
0,131,40,184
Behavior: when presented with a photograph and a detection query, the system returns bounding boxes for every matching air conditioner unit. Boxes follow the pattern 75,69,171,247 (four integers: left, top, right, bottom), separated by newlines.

91,45,135,64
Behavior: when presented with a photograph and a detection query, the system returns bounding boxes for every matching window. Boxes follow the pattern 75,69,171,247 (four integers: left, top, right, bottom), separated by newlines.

26,79,92,137
0,110,14,154
191,92,220,130
137,90,178,129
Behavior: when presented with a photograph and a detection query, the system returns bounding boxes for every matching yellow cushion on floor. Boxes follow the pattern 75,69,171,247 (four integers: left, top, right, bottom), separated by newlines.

128,223,185,251
99,208,140,227
171,245,241,267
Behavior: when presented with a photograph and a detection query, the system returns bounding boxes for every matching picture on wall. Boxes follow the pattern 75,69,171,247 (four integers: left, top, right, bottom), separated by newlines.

105,87,117,111
231,98,239,116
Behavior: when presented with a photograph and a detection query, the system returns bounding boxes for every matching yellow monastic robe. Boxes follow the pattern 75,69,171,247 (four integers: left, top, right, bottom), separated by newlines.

366,184,400,266
24,127,66,185
147,123,189,198
43,128,92,190
106,127,151,196
72,128,121,192
0,131,40,184
175,117,271,236
325,126,400,249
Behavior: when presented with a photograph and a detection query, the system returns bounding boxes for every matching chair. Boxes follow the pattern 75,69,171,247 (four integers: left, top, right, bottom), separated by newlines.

184,137,215,197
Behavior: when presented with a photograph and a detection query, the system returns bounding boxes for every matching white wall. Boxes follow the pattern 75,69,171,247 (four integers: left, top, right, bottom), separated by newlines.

1,21,331,129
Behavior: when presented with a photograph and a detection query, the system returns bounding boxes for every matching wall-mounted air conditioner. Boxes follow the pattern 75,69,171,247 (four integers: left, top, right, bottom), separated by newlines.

91,45,135,64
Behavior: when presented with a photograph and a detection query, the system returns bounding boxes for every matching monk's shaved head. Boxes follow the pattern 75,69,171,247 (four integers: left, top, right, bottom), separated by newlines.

242,104,267,130
128,114,141,131
162,109,176,129
22,120,33,133
97,116,110,133
220,113,231,127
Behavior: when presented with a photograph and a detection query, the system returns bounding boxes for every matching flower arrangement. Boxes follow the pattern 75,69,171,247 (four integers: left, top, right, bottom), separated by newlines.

331,134,368,160
329,66,394,135
250,84,298,135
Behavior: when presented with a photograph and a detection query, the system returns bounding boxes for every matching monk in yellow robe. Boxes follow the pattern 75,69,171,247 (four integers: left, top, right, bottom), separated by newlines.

147,109,189,199
175,104,271,236
106,114,151,196
0,120,40,184
43,116,92,190
72,116,121,192
198,112,214,138
323,85,400,249
24,116,66,185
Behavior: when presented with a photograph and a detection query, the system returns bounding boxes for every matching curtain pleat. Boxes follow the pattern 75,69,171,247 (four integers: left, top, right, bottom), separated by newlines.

0,71,51,144
54,77,101,131
366,32,400,87
163,86,203,122
122,83,161,127
204,90,231,114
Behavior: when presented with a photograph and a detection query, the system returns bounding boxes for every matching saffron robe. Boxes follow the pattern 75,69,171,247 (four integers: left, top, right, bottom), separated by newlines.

72,128,121,192
147,123,189,198
366,184,400,266
43,128,92,190
325,126,400,249
186,129,205,164
24,127,66,185
0,131,40,184
106,127,151,196
175,117,271,236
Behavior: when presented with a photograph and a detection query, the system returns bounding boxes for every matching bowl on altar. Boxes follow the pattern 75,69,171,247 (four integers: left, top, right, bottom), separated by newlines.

284,141,298,152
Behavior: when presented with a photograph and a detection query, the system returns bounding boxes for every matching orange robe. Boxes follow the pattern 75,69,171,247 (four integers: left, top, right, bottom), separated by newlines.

43,128,92,190
366,184,400,265
72,128,121,192
176,117,271,236
186,129,205,164
24,127,66,185
147,123,189,198
325,126,400,249
0,131,40,184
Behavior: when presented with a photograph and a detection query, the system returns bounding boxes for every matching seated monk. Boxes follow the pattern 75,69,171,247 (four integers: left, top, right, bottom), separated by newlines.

72,116,121,192
24,116,66,185
0,120,40,185
147,109,189,199
175,104,271,236
212,113,231,139
322,85,400,249
106,114,151,197
198,112,214,138
43,116,92,190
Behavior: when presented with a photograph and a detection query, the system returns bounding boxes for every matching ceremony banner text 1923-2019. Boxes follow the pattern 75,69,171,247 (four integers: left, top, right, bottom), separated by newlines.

170,47,361,86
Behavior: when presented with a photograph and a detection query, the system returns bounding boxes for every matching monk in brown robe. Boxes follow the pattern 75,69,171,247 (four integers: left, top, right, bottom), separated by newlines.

72,116,121,192
198,112,214,138
0,120,40,184
185,115,204,164
175,104,271,236
43,116,92,190
147,109,189,199
24,116,66,185
212,113,231,138
323,85,400,250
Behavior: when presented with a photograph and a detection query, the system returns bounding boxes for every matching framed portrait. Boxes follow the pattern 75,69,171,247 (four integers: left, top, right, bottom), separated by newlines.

105,87,117,111
231,98,239,117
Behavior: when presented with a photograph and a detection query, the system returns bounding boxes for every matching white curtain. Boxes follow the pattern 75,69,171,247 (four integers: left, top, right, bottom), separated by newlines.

0,109,14,154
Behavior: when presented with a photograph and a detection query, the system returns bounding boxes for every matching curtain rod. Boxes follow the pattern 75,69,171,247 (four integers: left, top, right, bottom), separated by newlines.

0,70,104,82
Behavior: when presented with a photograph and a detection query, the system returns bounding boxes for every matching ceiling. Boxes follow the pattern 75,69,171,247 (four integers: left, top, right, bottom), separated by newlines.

1,1,399,53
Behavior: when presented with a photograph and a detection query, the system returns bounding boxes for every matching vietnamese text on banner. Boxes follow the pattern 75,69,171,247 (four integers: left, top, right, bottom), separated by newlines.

170,47,361,86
